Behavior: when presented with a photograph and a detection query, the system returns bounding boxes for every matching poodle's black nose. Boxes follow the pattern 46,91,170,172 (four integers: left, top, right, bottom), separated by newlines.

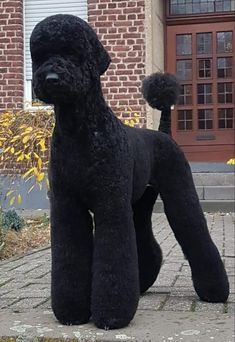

45,73,59,82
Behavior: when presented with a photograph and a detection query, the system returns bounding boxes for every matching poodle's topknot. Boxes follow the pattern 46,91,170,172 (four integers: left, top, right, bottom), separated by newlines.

141,73,180,110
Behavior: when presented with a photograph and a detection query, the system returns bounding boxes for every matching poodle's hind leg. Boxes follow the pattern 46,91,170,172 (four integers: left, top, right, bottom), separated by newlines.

50,194,93,325
154,136,229,303
133,186,162,294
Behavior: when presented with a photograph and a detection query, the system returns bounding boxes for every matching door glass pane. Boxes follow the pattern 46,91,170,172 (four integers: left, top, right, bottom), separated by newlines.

217,32,233,53
186,3,193,13
178,84,193,105
198,59,212,78
197,84,212,104
198,109,213,129
176,34,192,55
217,57,233,78
218,82,233,103
177,110,193,130
215,0,234,11
176,60,192,80
197,33,212,54
192,2,200,13
218,108,234,129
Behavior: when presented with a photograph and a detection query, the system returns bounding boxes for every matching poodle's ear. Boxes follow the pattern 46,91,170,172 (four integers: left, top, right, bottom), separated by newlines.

93,39,111,75
87,28,111,75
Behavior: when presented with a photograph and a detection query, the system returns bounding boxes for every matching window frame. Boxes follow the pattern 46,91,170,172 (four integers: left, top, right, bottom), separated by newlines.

168,0,235,17
166,0,235,25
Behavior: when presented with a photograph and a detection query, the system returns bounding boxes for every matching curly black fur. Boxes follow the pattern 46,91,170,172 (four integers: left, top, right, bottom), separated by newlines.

30,14,229,330
141,73,181,135
141,73,180,110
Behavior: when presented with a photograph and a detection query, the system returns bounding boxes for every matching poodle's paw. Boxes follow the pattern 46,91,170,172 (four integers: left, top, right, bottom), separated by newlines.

193,276,229,303
92,315,132,330
53,308,91,326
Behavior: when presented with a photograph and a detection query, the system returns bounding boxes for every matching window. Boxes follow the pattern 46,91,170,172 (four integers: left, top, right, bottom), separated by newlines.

168,20,235,160
197,33,212,54
176,34,192,55
170,0,235,15
176,60,192,80
178,84,192,105
217,57,233,78
24,0,88,107
218,82,233,103
197,84,212,104
216,0,235,11
217,31,233,53
198,59,212,78
178,110,193,130
218,108,234,128
198,109,213,129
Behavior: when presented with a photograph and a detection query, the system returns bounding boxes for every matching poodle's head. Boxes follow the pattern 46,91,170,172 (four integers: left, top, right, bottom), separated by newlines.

30,14,111,104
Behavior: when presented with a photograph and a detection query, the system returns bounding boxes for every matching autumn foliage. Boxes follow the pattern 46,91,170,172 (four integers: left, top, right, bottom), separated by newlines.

0,109,54,205
0,109,140,206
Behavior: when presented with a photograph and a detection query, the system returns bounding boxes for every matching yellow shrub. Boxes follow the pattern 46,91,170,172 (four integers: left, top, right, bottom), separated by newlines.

0,109,140,206
227,158,235,165
0,109,54,205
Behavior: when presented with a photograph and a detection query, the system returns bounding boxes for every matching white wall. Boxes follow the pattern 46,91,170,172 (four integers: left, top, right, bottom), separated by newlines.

145,0,165,129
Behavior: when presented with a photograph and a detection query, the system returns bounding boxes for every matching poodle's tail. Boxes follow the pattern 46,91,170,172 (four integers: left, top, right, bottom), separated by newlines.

141,73,180,135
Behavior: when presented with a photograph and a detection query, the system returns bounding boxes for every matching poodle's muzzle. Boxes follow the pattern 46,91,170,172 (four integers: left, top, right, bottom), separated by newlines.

33,56,90,104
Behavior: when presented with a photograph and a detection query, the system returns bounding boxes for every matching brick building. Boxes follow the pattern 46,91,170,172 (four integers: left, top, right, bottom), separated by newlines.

0,0,234,161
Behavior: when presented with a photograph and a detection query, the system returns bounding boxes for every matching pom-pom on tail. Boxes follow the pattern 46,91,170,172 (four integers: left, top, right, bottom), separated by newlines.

141,73,180,135
141,72,180,110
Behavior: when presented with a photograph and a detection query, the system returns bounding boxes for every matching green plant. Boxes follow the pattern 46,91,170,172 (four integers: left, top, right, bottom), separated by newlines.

1,209,24,232
39,213,50,228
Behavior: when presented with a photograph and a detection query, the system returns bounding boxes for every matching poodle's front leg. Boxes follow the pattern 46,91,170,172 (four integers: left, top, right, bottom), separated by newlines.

91,199,139,330
50,194,93,325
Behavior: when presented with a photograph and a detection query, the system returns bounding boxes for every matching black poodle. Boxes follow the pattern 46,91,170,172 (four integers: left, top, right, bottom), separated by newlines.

30,14,229,330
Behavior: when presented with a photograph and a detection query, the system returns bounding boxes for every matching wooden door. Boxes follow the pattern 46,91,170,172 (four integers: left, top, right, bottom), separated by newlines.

166,22,235,161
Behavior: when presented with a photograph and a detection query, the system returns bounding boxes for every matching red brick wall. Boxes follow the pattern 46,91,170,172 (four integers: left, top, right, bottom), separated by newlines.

88,0,146,126
0,0,24,112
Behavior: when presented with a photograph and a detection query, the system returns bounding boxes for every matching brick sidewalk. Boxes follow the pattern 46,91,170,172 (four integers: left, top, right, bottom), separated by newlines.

0,213,234,341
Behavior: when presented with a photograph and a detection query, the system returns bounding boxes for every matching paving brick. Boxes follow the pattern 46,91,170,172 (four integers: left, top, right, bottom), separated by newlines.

0,298,18,309
194,301,224,313
36,298,51,309
174,276,194,288
162,296,193,312
9,297,48,310
227,302,235,314
153,273,176,287
1,288,50,299
0,278,13,286
170,287,196,298
138,293,166,311
0,212,234,327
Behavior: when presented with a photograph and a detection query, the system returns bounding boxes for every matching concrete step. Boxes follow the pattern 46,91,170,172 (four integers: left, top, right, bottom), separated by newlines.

154,200,234,213
192,172,234,186
196,185,235,200
0,310,233,342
